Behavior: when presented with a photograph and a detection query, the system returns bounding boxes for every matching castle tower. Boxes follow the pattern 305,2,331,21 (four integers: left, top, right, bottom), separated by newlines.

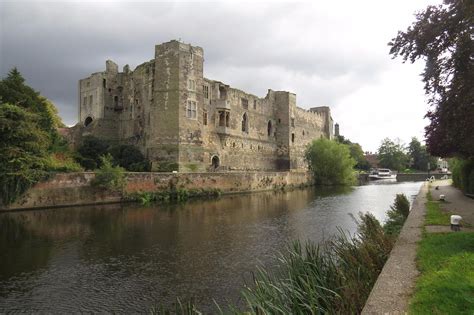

335,123,340,137
146,40,204,171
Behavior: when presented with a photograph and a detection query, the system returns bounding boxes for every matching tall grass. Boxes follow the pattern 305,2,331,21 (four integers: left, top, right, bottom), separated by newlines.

241,212,394,314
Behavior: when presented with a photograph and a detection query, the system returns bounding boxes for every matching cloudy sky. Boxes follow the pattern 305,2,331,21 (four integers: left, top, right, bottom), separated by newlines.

0,0,440,152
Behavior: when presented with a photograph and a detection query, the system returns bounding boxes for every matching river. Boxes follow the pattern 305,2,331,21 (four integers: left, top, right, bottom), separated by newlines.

0,181,423,312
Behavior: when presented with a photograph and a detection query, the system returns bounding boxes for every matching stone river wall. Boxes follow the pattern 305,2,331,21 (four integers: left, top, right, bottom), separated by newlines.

1,171,313,211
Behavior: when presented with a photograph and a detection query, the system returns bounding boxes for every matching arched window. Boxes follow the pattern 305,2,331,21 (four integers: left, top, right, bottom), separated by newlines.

267,120,272,136
241,113,248,133
84,116,93,127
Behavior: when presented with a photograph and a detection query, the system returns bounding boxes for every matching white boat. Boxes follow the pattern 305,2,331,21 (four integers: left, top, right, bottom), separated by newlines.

368,168,397,180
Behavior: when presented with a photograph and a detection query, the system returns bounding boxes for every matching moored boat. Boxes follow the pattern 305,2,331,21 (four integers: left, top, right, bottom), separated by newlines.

368,168,397,180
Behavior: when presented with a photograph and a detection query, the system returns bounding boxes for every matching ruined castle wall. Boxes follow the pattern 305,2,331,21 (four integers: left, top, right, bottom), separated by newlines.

75,40,334,172
290,107,327,168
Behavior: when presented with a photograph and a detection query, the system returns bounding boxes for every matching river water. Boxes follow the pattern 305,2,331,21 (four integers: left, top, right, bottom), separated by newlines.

0,181,423,312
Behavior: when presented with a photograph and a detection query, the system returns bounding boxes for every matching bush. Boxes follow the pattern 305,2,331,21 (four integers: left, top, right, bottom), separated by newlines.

107,144,150,171
91,154,125,191
383,194,410,236
305,138,356,185
450,158,474,194
76,136,109,170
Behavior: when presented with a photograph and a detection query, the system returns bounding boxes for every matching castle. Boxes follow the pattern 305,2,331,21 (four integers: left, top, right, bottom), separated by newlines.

77,40,334,172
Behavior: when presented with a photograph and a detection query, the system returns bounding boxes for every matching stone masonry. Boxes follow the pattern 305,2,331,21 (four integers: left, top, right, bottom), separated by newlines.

76,40,335,172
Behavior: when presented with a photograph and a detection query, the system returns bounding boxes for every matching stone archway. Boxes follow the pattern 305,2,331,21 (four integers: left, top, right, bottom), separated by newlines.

84,116,93,127
211,155,220,169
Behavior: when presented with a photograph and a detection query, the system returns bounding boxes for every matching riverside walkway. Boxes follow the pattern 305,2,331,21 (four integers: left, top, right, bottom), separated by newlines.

362,180,474,314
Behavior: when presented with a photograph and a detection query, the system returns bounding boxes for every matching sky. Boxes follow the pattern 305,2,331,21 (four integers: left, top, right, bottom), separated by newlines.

0,0,441,152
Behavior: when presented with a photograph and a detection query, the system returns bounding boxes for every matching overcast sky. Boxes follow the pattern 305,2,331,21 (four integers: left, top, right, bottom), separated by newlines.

0,0,440,152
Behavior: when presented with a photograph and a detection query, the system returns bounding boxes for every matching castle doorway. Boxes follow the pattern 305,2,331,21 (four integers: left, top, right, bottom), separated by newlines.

84,116,93,127
211,155,220,169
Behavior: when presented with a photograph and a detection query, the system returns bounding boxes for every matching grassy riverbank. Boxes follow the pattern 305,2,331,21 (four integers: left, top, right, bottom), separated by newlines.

409,185,474,314
410,232,474,314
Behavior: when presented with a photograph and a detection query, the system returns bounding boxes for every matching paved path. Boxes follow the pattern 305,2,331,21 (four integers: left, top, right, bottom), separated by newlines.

363,180,474,314
429,179,474,226
362,183,427,314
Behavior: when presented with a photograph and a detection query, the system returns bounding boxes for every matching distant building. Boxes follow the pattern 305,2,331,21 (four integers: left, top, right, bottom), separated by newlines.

364,152,379,169
74,40,335,172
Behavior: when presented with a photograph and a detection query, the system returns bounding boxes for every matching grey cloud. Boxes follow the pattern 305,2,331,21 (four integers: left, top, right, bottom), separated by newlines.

0,0,411,136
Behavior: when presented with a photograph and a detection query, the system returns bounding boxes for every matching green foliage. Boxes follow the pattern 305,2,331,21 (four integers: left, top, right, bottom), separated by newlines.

305,138,356,185
383,194,410,236
44,153,83,172
410,233,474,314
390,0,474,158
76,137,151,172
336,135,371,170
126,188,221,205
107,144,150,172
0,104,50,204
377,138,408,171
241,212,394,314
407,137,437,171
451,157,474,194
91,154,125,191
76,136,109,170
0,69,73,204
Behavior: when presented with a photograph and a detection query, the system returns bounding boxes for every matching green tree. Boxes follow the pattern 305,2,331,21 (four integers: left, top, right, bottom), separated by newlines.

305,138,356,185
0,104,50,204
408,137,437,171
0,68,61,141
389,0,473,158
336,135,371,170
107,144,150,172
76,136,109,170
91,154,125,191
377,138,408,172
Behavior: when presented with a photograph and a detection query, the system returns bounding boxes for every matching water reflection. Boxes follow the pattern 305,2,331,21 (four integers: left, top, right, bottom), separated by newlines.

0,181,422,312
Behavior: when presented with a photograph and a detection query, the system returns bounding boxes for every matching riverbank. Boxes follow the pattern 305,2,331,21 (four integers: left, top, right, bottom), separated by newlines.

0,171,313,211
362,179,474,314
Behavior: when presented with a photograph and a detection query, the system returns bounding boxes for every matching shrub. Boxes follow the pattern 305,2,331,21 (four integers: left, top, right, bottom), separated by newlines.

107,144,150,172
76,136,109,170
383,194,410,236
91,154,125,191
450,158,474,194
305,138,356,185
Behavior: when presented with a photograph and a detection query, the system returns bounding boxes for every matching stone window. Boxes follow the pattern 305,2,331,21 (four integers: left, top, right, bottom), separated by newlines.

188,79,195,91
114,96,119,107
253,100,257,110
241,98,248,109
219,86,227,99
203,110,208,125
89,95,93,105
225,112,230,127
302,130,305,136
241,112,249,133
203,85,209,99
291,118,295,127
86,81,90,87
292,133,295,143
102,79,106,88
278,118,281,124
267,120,272,136
219,111,225,126
135,99,139,105
187,100,197,119
83,96,87,106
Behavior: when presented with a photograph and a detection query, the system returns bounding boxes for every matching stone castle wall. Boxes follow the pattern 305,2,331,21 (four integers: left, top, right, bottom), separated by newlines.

1,171,313,211
75,40,334,172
